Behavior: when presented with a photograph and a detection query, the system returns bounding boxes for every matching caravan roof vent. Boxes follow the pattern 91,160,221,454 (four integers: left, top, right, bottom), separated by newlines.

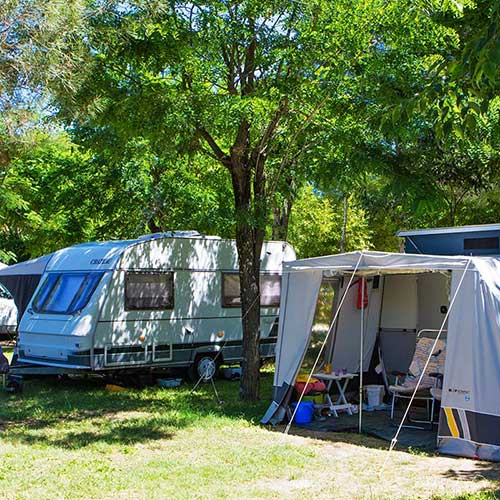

137,231,204,241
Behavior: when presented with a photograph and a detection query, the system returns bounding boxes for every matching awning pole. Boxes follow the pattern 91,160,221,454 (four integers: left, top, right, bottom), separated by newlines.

359,276,364,433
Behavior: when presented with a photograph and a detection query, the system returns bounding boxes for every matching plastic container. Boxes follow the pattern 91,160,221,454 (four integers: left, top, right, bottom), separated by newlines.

303,394,324,404
105,384,127,392
157,378,182,388
365,384,384,407
291,401,315,424
222,367,242,380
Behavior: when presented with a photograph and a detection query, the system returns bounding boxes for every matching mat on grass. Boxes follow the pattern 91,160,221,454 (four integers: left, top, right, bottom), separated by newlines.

300,409,437,452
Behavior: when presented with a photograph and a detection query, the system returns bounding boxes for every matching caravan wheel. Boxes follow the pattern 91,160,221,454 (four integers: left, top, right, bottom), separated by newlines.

190,354,219,382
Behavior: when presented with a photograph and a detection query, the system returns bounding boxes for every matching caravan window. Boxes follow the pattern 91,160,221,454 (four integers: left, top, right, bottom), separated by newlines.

260,274,281,307
125,272,174,310
222,273,281,308
222,273,241,307
33,272,103,314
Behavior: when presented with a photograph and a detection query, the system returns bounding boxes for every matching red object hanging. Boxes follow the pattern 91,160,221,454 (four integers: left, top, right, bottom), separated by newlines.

356,278,368,310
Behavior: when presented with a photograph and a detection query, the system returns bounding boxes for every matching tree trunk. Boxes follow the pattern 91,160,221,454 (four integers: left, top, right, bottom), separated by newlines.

339,195,348,252
272,198,293,241
236,223,262,401
229,153,264,401
198,115,269,401
147,218,161,233
196,91,286,403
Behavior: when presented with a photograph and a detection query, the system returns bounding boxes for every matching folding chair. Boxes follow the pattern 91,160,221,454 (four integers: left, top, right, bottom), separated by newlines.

388,334,445,428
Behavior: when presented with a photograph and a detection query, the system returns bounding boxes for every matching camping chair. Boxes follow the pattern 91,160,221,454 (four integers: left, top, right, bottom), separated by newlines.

430,387,442,401
388,332,446,428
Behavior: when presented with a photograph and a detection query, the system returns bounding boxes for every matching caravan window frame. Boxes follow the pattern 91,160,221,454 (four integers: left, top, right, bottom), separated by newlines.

32,272,104,315
464,236,499,251
124,271,175,311
0,284,12,300
221,272,282,308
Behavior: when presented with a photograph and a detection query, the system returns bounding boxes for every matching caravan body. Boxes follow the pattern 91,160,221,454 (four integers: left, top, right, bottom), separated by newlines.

0,263,17,337
16,233,295,372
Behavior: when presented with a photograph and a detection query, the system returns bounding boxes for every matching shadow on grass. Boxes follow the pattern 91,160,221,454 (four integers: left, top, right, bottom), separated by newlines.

7,416,176,449
3,370,500,500
440,463,500,484
269,420,500,492
0,372,274,449
0,372,448,455
430,489,500,499
268,424,391,451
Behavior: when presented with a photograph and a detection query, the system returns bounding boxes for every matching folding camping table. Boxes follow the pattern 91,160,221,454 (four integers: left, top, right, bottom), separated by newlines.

312,372,358,417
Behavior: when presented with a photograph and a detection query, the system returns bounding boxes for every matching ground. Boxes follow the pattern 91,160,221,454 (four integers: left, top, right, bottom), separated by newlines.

0,346,499,500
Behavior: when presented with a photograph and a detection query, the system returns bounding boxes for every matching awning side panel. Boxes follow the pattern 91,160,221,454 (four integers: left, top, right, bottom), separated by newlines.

0,275,41,319
438,260,500,459
262,268,322,424
0,254,53,319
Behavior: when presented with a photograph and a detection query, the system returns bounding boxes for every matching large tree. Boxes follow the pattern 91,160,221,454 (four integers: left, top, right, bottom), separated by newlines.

53,0,385,399
0,0,89,262
0,0,87,162
422,0,500,136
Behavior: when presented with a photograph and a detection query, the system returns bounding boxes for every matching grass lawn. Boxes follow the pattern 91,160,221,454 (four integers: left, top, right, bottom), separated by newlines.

0,354,499,499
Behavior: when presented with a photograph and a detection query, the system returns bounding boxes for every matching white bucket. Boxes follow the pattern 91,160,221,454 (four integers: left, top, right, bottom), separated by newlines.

365,385,384,407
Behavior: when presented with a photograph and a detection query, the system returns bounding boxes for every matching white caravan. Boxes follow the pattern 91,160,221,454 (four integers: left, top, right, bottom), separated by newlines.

0,263,17,337
15,232,295,377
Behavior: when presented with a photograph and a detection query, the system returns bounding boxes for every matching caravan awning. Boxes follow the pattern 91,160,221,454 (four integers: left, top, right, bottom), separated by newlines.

283,250,472,274
0,254,54,318
263,249,500,461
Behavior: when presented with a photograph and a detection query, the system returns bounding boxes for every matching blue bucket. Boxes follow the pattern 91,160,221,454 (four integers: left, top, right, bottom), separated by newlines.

291,401,314,424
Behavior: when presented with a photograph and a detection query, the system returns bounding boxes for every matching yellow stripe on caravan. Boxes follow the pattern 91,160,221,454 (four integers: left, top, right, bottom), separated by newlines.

444,407,460,438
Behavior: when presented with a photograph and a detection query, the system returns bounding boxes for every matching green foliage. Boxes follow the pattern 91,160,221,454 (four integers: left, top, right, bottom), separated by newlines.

383,0,500,140
116,141,235,236
1,130,108,260
0,0,89,164
1,0,499,268
50,0,396,228
0,130,236,261
287,185,372,259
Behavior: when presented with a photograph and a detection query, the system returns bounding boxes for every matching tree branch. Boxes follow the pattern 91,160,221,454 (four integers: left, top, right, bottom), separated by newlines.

241,19,256,96
251,100,289,182
197,126,230,166
268,95,329,198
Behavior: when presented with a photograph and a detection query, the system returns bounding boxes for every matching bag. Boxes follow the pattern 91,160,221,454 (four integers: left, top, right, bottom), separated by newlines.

294,379,326,395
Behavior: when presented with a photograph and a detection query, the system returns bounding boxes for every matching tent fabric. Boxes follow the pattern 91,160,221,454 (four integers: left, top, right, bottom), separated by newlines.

263,251,472,424
262,250,500,461
273,269,323,392
438,259,500,459
261,269,323,426
330,277,382,373
0,254,53,276
0,254,53,318
379,330,417,374
0,275,42,319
